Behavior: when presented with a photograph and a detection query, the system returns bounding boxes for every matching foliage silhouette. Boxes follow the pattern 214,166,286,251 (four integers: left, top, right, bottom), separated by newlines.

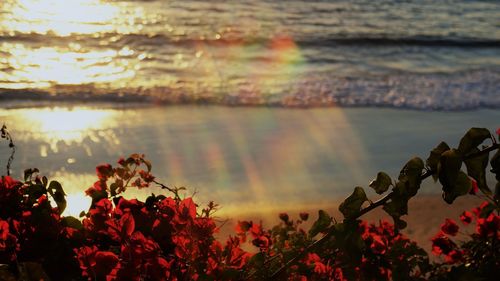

0,127,498,280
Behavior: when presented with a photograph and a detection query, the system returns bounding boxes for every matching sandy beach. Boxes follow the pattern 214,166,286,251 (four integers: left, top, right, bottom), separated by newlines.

216,194,484,256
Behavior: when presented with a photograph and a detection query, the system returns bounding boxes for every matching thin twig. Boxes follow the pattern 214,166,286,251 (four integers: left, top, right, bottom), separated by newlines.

269,143,499,279
1,125,15,176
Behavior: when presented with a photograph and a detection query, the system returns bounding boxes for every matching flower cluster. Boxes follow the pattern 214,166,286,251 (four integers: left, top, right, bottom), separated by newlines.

431,200,499,278
0,152,499,280
0,155,251,280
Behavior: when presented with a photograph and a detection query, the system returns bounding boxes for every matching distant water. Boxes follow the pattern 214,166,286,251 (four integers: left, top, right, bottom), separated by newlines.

0,0,499,110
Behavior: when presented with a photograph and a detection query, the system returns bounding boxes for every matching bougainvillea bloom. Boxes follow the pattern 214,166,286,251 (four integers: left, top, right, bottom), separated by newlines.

441,219,459,236
476,213,500,238
96,163,113,180
431,232,457,255
299,212,309,221
460,211,473,225
469,178,479,195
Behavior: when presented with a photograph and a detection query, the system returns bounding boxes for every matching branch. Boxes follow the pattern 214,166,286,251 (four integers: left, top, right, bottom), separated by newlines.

1,125,16,176
269,142,499,279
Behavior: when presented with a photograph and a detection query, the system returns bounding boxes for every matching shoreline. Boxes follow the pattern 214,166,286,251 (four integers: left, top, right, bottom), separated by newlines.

1,98,500,112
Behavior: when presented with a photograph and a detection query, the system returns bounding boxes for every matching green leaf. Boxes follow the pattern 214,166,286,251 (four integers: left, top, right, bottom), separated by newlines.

438,149,462,196
457,128,491,155
309,209,331,237
369,172,392,194
383,193,408,218
339,187,367,219
442,171,471,204
61,216,83,230
48,181,66,214
426,142,450,181
464,148,491,195
398,157,424,197
383,182,410,230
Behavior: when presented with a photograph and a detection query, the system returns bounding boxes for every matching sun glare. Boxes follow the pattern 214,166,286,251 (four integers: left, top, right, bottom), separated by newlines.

7,107,119,145
0,43,136,88
1,0,138,36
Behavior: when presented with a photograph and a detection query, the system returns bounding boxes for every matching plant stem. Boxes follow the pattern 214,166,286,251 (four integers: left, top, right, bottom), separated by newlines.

269,143,499,279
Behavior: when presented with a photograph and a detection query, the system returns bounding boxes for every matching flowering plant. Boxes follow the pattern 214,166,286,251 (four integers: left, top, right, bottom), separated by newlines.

0,127,498,280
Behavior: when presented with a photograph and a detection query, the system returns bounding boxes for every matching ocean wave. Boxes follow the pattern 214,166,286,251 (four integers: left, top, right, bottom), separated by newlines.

1,70,498,111
2,31,499,50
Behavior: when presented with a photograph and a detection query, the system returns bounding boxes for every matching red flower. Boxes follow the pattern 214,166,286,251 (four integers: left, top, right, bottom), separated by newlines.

431,232,457,255
472,201,490,218
370,235,387,255
138,170,155,183
94,251,119,277
299,212,309,221
333,267,346,281
0,219,17,262
117,157,126,166
441,219,459,236
178,197,197,222
496,128,500,136
96,163,113,180
0,176,20,190
279,212,289,223
236,221,252,234
460,211,473,225
75,246,97,278
469,178,479,195
106,212,135,242
445,250,463,264
476,213,499,237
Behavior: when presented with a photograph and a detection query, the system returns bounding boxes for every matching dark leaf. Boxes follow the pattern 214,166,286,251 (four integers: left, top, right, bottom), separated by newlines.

464,148,491,195
383,182,410,230
24,168,39,182
62,216,83,230
442,171,471,204
426,142,450,181
248,252,265,268
309,209,331,237
457,128,491,155
220,269,241,281
110,182,118,197
491,149,500,180
438,149,462,196
25,184,47,204
48,181,66,214
339,187,367,219
369,172,392,194
398,157,424,197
